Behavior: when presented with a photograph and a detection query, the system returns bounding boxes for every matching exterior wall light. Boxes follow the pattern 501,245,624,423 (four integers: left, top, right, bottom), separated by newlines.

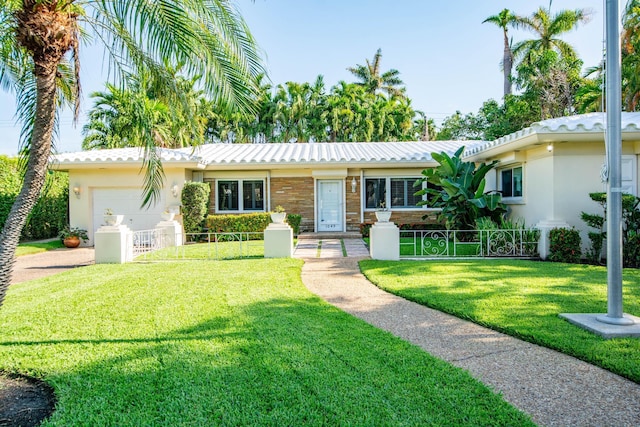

171,184,180,198
72,185,81,199
351,177,357,193
547,143,553,152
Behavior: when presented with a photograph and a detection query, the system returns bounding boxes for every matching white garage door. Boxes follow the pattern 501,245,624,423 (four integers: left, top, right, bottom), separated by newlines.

92,188,166,235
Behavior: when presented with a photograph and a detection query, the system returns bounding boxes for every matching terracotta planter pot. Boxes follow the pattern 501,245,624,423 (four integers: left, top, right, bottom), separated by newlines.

63,237,81,248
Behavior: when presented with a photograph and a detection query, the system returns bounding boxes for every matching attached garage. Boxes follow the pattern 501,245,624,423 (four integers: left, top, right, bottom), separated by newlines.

91,188,167,235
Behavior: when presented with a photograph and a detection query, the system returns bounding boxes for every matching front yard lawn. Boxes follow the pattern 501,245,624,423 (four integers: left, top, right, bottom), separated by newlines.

0,259,532,426
16,240,64,257
360,259,640,383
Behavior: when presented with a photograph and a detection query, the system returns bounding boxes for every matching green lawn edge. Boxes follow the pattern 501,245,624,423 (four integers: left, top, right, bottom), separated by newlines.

360,259,640,384
0,258,534,426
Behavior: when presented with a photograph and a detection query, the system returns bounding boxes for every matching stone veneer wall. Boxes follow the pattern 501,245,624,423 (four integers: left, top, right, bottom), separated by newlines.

270,177,315,232
363,210,441,226
345,177,361,232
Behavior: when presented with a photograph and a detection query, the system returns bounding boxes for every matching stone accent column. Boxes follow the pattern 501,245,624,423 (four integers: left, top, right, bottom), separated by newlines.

264,223,294,258
156,220,183,247
536,220,570,260
95,225,133,264
370,221,400,260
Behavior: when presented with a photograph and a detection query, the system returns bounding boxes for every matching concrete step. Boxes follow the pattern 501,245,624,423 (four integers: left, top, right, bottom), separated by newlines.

297,232,363,240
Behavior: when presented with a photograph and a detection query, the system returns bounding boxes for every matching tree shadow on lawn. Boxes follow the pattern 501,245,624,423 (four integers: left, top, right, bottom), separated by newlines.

0,297,533,426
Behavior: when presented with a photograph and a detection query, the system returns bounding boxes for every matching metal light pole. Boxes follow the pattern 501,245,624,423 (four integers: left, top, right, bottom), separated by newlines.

597,0,634,326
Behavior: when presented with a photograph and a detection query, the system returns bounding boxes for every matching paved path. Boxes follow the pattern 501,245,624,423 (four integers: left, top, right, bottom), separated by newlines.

11,247,95,284
297,239,640,427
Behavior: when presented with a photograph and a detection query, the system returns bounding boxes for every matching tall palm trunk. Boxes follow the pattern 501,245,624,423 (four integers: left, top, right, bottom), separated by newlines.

503,31,513,96
0,65,58,306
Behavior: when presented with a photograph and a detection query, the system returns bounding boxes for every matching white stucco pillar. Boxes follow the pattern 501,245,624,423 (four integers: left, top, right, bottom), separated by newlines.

536,220,570,260
264,223,294,258
95,225,133,264
370,221,400,260
156,220,183,247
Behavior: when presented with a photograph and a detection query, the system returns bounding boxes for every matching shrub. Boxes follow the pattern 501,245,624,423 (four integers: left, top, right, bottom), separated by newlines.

286,214,302,235
549,227,581,263
0,157,68,240
624,230,640,268
181,182,210,233
206,213,271,234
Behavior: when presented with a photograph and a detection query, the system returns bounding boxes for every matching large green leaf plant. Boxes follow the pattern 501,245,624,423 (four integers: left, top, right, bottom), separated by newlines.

416,146,506,230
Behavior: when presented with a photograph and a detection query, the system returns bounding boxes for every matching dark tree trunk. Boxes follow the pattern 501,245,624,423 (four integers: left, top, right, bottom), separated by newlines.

0,65,58,306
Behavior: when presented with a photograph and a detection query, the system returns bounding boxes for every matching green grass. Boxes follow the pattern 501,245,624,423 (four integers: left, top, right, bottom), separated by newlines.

365,236,480,257
136,240,264,260
0,259,533,426
16,240,64,257
399,236,480,257
360,259,640,383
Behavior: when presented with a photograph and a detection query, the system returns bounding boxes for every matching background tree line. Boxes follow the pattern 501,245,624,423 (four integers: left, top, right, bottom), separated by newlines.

439,1,640,141
81,1,640,150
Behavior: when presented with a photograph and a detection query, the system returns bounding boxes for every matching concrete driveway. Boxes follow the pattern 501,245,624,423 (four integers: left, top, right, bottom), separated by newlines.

11,247,95,284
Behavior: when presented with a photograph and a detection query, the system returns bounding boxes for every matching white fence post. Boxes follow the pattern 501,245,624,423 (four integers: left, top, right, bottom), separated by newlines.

535,220,570,260
95,225,133,264
264,223,293,258
370,221,399,260
156,220,183,248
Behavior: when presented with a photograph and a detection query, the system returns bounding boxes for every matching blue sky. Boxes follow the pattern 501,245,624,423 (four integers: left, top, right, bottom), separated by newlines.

0,0,607,155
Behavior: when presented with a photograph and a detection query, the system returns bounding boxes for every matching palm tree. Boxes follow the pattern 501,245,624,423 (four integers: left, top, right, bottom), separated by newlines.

622,0,640,110
512,6,591,68
483,9,517,97
347,48,405,98
0,0,262,305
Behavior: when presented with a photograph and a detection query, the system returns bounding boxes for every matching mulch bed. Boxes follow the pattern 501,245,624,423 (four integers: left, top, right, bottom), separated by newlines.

0,373,55,427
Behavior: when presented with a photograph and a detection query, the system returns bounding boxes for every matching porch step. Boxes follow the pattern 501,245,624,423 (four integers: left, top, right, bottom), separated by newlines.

297,232,363,240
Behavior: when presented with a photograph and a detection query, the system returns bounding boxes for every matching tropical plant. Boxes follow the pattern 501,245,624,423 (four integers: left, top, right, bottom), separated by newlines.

347,48,405,98
511,5,590,118
483,8,517,97
512,6,591,69
415,146,506,230
581,192,640,267
622,0,640,111
0,0,262,305
58,226,88,242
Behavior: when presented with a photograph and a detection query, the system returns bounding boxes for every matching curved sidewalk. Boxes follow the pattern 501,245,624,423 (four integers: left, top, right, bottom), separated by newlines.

298,239,640,427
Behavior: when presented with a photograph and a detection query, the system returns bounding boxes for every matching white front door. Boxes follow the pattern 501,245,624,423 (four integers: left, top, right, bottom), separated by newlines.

317,180,343,232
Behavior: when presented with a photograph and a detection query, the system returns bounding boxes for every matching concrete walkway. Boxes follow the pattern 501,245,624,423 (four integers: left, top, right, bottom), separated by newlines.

297,238,640,427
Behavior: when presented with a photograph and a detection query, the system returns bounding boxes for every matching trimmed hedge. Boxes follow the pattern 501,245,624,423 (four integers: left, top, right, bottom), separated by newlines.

0,156,68,240
286,214,301,235
181,182,210,233
205,212,302,235
206,213,271,233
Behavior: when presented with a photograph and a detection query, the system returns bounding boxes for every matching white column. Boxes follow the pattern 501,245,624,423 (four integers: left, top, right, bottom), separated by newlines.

95,225,133,264
264,223,294,258
370,221,399,260
535,220,570,260
156,220,183,247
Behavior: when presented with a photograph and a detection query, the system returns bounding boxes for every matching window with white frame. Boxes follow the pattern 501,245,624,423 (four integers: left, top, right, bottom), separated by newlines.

365,177,425,209
217,179,264,212
500,166,523,198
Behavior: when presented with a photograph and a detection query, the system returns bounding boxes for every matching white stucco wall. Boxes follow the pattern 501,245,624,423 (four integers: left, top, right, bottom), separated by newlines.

68,167,188,244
